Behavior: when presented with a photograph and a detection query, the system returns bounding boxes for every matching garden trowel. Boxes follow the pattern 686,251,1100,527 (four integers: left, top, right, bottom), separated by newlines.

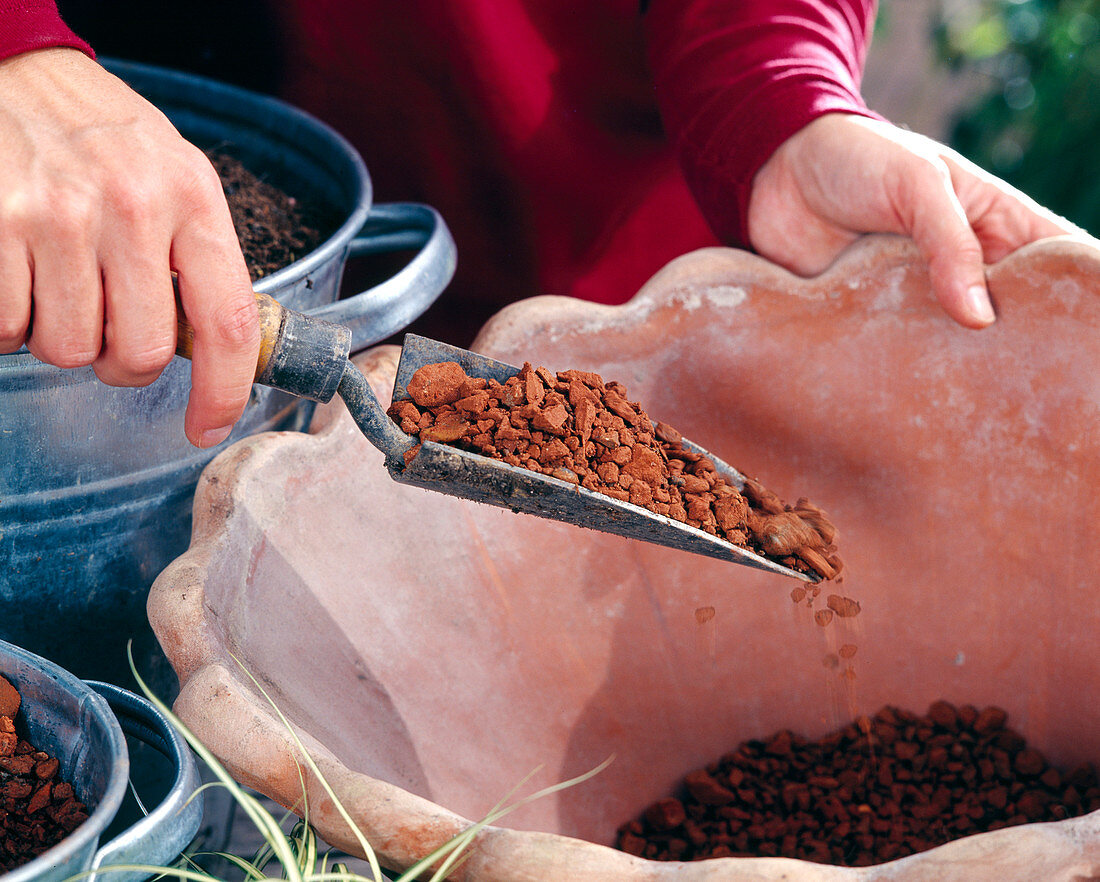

176,291,819,582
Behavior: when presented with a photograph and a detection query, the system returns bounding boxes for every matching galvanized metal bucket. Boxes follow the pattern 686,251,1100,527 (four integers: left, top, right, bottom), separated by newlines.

0,59,456,688
0,639,202,882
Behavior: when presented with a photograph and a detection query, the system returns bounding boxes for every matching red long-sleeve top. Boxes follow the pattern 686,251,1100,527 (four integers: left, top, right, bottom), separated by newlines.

0,1,89,59
1,1,876,314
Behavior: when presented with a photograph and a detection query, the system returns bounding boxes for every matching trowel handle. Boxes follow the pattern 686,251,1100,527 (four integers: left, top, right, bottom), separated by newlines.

175,289,352,404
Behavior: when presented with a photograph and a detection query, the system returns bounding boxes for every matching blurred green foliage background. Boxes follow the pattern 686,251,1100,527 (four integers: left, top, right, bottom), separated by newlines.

933,0,1100,233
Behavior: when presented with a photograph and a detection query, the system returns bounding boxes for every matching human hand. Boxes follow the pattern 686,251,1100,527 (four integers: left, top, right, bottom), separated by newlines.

747,113,1084,328
0,47,258,447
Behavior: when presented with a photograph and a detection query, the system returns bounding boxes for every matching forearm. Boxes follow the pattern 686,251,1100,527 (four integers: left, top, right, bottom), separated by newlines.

644,0,880,247
0,1,92,62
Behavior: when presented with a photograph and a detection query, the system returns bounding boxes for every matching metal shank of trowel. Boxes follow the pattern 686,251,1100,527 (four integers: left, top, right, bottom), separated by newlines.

253,300,351,402
175,290,351,404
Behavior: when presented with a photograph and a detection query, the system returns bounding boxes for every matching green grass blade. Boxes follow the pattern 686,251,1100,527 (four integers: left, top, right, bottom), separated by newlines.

67,863,221,882
292,820,319,878
126,647,305,882
210,852,268,880
397,756,613,882
226,654,383,882
123,644,609,882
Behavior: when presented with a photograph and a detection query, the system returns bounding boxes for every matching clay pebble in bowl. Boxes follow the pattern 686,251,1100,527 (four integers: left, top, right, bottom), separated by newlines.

150,234,1100,881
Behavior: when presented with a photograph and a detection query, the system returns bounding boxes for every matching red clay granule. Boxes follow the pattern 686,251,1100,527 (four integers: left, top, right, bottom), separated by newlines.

616,702,1100,867
827,595,862,618
0,676,89,871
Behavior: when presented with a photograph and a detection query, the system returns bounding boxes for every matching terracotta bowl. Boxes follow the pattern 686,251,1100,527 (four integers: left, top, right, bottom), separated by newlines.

149,235,1100,881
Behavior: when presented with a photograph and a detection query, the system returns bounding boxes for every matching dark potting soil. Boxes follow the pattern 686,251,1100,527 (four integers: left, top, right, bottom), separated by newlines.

616,702,1100,867
0,676,89,871
387,360,852,590
208,150,338,280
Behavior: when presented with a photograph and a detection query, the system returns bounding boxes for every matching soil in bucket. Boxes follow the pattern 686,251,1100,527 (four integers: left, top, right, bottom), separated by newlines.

207,149,340,280
0,676,90,871
615,701,1100,867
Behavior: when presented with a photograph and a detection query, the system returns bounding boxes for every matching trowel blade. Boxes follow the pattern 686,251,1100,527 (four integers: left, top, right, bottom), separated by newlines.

387,335,816,582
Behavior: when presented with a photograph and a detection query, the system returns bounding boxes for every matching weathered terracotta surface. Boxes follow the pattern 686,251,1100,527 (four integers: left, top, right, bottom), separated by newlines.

149,235,1100,881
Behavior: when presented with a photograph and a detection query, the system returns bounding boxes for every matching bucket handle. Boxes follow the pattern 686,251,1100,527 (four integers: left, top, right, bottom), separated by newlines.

85,682,204,882
308,202,457,353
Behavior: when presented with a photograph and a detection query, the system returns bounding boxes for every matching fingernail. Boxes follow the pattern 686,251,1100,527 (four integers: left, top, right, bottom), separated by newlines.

966,285,996,325
199,425,234,448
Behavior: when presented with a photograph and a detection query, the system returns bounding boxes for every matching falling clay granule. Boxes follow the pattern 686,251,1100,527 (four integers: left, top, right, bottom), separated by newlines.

388,360,849,583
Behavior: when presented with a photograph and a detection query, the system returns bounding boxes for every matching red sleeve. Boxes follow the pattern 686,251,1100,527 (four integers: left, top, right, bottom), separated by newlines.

0,1,93,63
645,0,881,248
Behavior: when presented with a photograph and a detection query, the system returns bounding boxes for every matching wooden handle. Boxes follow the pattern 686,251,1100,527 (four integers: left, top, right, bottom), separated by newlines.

174,286,283,382
173,279,352,403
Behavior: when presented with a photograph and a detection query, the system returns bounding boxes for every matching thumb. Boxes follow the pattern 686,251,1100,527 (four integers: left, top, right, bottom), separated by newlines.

905,162,996,329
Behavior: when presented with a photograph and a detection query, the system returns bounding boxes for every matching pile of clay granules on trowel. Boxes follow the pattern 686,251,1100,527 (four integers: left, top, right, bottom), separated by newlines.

388,360,853,601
